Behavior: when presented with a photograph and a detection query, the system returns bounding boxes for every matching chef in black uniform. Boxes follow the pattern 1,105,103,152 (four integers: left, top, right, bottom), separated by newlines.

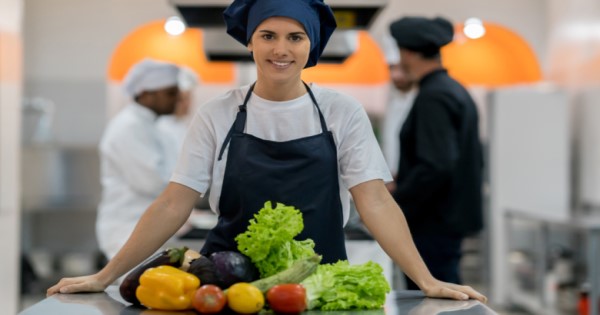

389,16,484,289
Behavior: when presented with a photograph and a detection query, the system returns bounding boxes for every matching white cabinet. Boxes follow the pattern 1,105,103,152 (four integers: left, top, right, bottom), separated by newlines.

484,86,571,304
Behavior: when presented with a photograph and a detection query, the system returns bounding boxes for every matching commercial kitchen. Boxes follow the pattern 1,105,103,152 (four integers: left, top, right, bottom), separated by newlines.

1,0,600,314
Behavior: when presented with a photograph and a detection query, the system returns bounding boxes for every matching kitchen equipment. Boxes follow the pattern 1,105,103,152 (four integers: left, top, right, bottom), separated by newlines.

169,0,388,63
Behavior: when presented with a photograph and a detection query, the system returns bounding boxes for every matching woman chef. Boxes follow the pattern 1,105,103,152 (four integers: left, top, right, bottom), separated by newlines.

48,0,486,302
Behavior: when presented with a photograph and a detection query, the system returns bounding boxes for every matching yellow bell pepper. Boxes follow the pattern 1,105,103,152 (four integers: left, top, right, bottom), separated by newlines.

136,265,200,310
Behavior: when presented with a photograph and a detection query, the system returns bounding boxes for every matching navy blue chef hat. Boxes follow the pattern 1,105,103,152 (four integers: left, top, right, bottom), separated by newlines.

223,0,337,68
389,16,454,57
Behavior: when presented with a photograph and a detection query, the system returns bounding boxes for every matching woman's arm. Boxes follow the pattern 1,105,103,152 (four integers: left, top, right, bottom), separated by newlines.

47,182,199,296
350,179,487,303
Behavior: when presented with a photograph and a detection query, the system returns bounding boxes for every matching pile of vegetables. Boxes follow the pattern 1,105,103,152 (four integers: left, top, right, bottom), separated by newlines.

119,247,318,313
236,201,391,311
119,201,390,313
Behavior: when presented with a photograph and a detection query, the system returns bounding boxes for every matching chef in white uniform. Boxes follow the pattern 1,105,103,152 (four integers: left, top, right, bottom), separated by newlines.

96,59,180,259
380,33,417,190
157,66,199,154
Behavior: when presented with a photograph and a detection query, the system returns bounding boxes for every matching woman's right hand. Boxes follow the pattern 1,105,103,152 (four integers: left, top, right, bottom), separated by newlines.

47,183,200,297
47,274,109,296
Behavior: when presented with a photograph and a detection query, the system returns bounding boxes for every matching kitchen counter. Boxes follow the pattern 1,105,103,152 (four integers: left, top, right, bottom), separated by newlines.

19,286,497,315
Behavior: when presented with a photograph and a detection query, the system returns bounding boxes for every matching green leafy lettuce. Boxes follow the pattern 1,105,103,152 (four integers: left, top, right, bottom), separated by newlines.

235,201,315,278
302,260,391,311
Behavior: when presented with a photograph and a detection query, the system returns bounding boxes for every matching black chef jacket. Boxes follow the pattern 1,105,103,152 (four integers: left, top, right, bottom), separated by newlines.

393,68,483,237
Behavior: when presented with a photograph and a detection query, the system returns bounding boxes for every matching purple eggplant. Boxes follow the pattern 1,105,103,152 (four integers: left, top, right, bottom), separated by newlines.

208,251,259,289
187,255,220,286
119,247,188,305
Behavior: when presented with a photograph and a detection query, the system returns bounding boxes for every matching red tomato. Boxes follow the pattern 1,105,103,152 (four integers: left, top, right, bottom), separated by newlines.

192,284,227,314
266,284,307,314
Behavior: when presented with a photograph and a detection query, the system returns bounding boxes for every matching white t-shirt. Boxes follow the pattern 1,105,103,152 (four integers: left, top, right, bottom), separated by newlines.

171,83,392,224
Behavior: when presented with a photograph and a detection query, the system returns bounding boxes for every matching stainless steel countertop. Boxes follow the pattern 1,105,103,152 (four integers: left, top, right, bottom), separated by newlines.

19,286,497,315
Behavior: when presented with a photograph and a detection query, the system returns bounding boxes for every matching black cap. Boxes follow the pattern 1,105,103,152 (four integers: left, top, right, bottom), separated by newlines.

389,16,454,56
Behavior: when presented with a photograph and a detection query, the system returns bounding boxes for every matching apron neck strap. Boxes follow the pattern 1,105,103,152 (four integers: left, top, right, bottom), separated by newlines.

218,84,254,161
302,82,328,133
218,82,328,161
238,82,256,112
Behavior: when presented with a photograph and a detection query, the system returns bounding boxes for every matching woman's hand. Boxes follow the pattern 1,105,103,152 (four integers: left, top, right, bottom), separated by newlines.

46,274,108,296
420,279,487,303
350,181,488,304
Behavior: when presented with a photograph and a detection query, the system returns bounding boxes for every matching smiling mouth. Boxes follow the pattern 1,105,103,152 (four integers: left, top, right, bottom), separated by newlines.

271,60,292,68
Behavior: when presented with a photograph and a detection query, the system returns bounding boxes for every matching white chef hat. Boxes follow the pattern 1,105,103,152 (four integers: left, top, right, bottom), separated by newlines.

381,31,400,65
122,58,180,98
178,66,199,92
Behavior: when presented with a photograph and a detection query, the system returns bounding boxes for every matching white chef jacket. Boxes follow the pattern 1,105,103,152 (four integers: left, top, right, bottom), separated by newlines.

381,87,417,176
157,115,189,154
96,103,178,259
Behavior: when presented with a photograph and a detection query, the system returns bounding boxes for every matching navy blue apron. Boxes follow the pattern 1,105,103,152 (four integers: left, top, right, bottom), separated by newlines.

200,83,347,264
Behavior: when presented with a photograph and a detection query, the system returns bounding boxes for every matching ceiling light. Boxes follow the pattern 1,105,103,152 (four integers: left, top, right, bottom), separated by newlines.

164,16,186,36
463,18,486,39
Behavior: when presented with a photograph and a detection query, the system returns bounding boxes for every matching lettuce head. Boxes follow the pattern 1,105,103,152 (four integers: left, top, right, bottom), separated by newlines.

235,201,315,277
302,260,391,310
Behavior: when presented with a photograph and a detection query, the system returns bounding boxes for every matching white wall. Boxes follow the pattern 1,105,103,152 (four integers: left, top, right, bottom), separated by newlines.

546,0,600,87
0,0,23,313
23,0,179,146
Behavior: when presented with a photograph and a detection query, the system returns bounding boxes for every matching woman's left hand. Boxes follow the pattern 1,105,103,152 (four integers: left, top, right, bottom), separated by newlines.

420,279,488,304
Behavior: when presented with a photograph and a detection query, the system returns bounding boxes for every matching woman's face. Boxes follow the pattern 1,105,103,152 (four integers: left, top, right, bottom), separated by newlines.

248,16,311,85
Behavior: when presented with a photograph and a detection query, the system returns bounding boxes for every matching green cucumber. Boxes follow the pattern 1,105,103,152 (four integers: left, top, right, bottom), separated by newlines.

250,255,322,293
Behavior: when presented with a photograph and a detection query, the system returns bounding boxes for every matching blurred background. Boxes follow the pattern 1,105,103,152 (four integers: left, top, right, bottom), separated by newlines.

2,0,600,314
